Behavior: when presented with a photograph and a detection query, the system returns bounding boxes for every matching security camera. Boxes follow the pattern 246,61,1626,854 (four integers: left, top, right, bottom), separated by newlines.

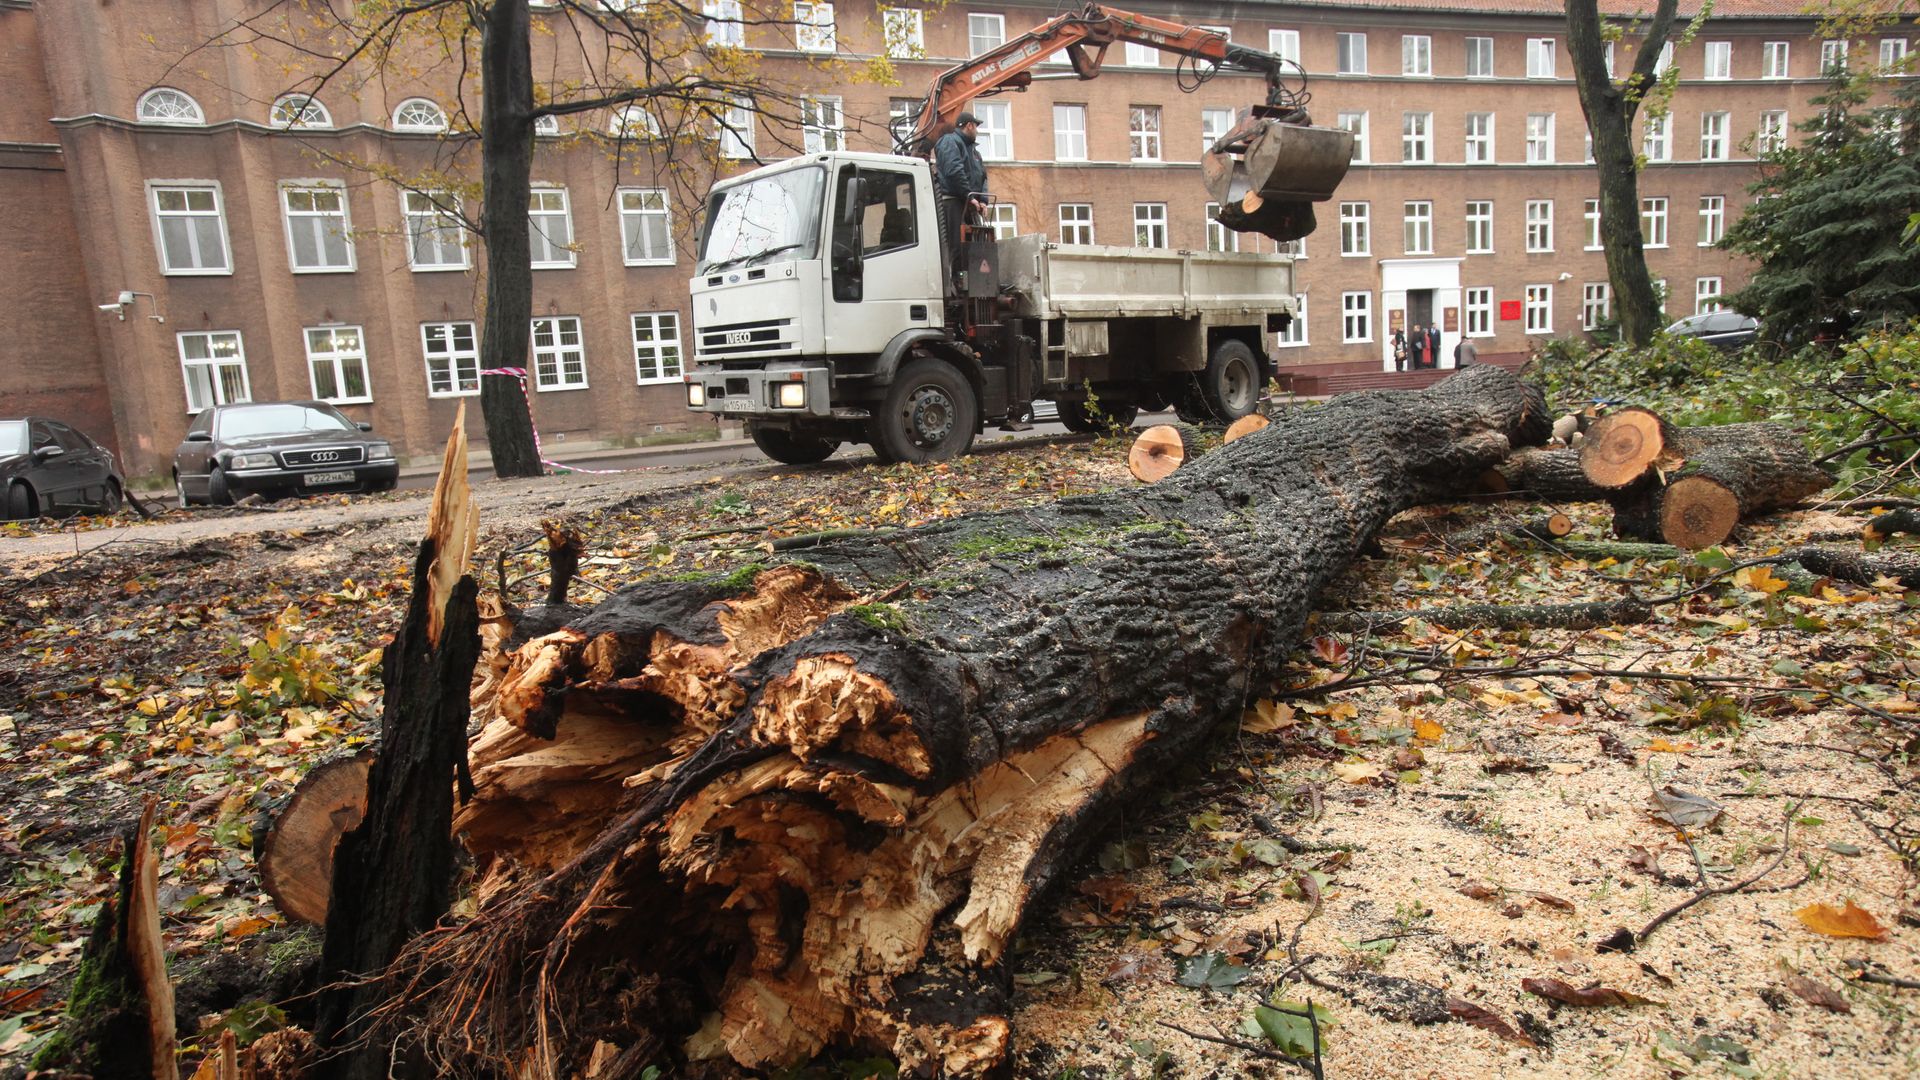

98,302,124,312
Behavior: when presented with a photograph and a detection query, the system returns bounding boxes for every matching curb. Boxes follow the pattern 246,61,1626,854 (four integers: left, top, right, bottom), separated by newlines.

398,436,755,479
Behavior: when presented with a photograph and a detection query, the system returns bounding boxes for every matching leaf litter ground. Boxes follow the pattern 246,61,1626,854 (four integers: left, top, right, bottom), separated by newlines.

1,435,1915,1078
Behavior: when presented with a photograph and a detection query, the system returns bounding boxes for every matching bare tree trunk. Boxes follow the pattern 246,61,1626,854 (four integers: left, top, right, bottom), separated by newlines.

479,0,543,479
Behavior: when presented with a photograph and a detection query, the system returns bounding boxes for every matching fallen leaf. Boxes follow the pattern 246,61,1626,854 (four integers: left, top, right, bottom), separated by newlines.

1651,787,1724,832
1647,738,1696,753
1174,951,1251,989
1412,716,1445,741
1447,996,1535,1046
1075,875,1137,915
1547,762,1585,776
1537,711,1581,727
1249,999,1336,1059
1597,731,1636,763
1332,760,1384,784
1458,882,1498,901
1783,973,1851,1013
1102,952,1166,986
1794,900,1890,940
1532,893,1576,912
1243,699,1297,734
1522,977,1663,1007
1310,637,1351,667
1733,565,1789,594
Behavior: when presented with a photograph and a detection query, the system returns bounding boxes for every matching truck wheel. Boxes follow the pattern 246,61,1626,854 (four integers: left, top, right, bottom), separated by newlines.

749,424,839,465
1197,339,1262,422
1058,400,1140,435
875,358,977,464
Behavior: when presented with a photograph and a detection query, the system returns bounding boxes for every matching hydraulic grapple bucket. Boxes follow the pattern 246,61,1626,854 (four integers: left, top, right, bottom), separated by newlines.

1203,116,1356,243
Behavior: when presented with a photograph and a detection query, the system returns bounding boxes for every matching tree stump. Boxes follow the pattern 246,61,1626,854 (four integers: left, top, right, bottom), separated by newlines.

1126,422,1206,482
1607,423,1832,549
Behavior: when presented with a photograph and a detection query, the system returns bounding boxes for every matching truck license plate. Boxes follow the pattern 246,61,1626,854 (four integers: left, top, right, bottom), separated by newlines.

304,470,355,485
720,400,754,412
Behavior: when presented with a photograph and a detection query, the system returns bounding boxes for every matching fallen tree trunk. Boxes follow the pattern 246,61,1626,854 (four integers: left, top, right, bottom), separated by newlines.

1480,447,1611,502
368,367,1550,1078
1609,424,1833,549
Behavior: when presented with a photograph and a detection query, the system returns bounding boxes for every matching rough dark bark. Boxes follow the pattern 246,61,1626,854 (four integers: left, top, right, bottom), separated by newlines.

478,0,542,479
1317,597,1653,634
377,367,1551,1077
1566,0,1681,347
1483,447,1612,501
1610,423,1833,548
1781,545,1920,589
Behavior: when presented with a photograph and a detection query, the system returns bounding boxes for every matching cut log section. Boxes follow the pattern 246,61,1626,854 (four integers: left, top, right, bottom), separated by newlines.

257,752,373,925
1481,447,1612,502
1126,422,1205,483
1610,424,1833,549
1222,413,1270,444
1580,407,1679,488
367,367,1552,1079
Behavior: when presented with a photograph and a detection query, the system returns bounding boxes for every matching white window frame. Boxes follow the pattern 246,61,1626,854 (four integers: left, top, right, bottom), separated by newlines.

1699,195,1725,246
1465,36,1494,78
793,1,836,53
1700,112,1729,161
271,94,331,129
1527,38,1556,79
1524,284,1553,334
535,114,561,136
1704,41,1731,80
1526,113,1554,164
1695,276,1724,314
1124,41,1159,67
422,322,480,398
1641,196,1669,248
531,315,588,391
974,100,1011,160
1133,202,1168,248
705,0,745,47
718,97,755,158
1269,30,1301,67
1200,107,1234,155
801,95,844,153
1205,203,1238,253
609,103,662,140
1340,201,1370,256
391,97,449,132
1464,287,1493,337
1341,291,1373,343
402,189,469,271
137,88,205,125
1763,41,1791,78
1402,35,1432,77
1465,112,1494,163
177,331,251,413
1339,111,1368,164
1525,199,1553,253
1129,104,1162,161
1058,202,1093,244
1758,110,1789,154
1465,200,1493,254
883,8,923,59
1880,37,1908,71
1821,39,1848,75
1402,111,1432,163
529,186,576,269
618,187,674,266
1581,283,1611,331
280,183,354,274
1275,294,1307,347
632,311,684,383
1336,32,1367,75
1656,42,1674,75
1643,112,1670,161
149,182,233,277
1403,200,1433,255
1605,41,1616,78
968,13,1005,57
985,203,1017,240
1584,199,1602,250
1053,104,1087,161
303,326,373,404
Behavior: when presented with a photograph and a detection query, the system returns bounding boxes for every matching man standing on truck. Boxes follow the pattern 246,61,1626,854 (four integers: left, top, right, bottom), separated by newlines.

935,112,989,280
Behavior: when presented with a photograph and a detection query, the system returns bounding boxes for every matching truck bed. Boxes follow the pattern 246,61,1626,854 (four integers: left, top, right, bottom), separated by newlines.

996,235,1296,321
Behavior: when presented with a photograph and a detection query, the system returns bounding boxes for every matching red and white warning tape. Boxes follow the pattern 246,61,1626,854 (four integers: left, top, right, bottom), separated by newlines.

480,367,636,476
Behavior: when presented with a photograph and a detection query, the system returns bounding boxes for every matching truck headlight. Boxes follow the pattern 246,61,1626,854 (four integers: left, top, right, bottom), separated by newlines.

229,452,278,469
687,383,707,407
776,382,806,409
366,441,394,461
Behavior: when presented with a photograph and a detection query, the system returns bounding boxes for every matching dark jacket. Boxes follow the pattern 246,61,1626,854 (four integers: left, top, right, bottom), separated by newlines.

934,129,988,200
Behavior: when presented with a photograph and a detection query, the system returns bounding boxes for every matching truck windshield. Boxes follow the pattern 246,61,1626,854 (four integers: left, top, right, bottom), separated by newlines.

698,165,826,273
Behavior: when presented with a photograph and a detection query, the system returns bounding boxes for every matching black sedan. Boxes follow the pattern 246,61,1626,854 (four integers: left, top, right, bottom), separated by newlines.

2,417,126,520
171,401,399,507
1665,310,1760,351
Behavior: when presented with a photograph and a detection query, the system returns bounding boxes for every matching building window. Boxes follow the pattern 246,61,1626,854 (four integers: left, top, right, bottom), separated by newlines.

1339,111,1368,163
1054,104,1087,160
1584,199,1602,250
1641,196,1669,247
610,103,662,139
1604,41,1616,78
1401,112,1432,163
1699,195,1725,245
1058,203,1093,244
271,94,331,129
1465,200,1493,253
1124,41,1159,67
1821,39,1848,74
1758,110,1789,154
150,184,232,275
704,0,744,46
1700,112,1729,160
801,96,844,152
1341,291,1372,343
1654,278,1669,314
793,1,835,52
1526,113,1554,163
1465,36,1494,77
1269,29,1301,66
974,100,1011,160
1527,38,1556,79
534,114,561,136
1880,37,1908,71
1403,35,1431,76
1129,105,1162,161
985,203,1017,240
1403,201,1433,254
304,326,371,403
281,185,353,272
1275,237,1306,257
1763,41,1790,78
1695,277,1724,313
1336,32,1367,74
422,322,479,397
529,187,575,269
618,188,673,265
632,312,683,382
718,97,755,158
1655,42,1674,75
1465,287,1493,336
1133,202,1167,247
1276,294,1308,347
887,97,920,148
1525,199,1553,252
1524,284,1553,333
138,88,205,125
968,13,1004,57
177,331,250,412
883,8,923,58
403,190,467,270
1581,283,1611,331
1339,201,1370,256
391,97,449,132
1201,107,1233,154
1205,203,1238,252
1704,41,1731,79
531,316,587,390
1643,112,1670,161
1464,112,1494,163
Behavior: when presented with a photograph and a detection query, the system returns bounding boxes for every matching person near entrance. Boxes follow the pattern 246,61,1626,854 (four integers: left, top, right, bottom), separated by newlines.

934,112,989,277
1391,328,1409,372
1425,323,1444,369
1454,335,1479,367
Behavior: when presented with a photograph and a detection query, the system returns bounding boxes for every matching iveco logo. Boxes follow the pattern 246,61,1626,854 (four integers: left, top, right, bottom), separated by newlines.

310,450,341,463
726,330,752,345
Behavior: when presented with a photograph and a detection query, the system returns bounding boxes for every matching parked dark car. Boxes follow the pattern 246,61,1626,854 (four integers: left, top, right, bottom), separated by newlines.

1665,310,1760,351
171,401,399,506
2,417,126,520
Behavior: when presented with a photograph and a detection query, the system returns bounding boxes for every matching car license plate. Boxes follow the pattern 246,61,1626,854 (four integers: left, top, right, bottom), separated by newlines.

304,470,355,486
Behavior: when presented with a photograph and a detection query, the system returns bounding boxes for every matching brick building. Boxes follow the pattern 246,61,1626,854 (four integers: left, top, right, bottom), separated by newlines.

0,0,1899,478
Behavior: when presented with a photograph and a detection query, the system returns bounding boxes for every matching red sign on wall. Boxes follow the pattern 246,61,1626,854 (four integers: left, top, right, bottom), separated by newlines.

1499,300,1523,321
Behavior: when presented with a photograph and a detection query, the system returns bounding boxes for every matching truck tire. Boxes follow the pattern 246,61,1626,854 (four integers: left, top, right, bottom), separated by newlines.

1196,339,1262,422
749,424,839,465
1058,400,1140,434
873,357,977,464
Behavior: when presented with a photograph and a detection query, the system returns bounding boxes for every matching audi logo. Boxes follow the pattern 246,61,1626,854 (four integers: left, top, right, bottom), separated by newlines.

726,330,753,345
309,450,341,463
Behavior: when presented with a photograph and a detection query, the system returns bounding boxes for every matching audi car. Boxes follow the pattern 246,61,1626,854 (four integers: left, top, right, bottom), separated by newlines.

171,401,399,506
3,417,127,519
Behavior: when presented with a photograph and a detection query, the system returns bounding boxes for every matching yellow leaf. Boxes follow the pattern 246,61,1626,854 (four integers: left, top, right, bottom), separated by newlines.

1332,760,1384,784
1794,901,1889,940
1647,738,1696,753
1733,565,1789,594
224,916,274,939
1412,716,1445,742
1324,701,1358,722
136,698,160,717
1243,699,1297,734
